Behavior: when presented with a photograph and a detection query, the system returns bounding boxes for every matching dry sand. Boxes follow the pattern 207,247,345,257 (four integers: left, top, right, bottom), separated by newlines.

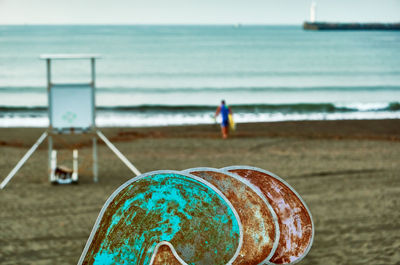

0,119,399,265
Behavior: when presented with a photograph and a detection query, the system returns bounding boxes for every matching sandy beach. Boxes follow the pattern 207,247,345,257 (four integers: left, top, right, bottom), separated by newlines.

0,119,399,265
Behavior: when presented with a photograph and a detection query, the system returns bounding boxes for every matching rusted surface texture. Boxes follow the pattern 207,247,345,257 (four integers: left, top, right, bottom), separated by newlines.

227,168,313,264
150,242,183,265
80,172,241,265
189,168,278,265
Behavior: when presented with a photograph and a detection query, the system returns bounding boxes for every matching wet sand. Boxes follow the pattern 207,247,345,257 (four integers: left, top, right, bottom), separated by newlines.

0,119,399,264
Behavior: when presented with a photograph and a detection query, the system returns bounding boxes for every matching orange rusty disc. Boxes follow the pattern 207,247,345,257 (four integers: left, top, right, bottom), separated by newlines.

223,166,314,264
185,167,280,265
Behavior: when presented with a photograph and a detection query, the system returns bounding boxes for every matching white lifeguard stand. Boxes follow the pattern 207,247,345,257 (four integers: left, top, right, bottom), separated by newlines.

0,54,141,189
44,54,98,184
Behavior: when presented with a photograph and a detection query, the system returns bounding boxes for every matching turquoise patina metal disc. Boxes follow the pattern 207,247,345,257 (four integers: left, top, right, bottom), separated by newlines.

79,171,242,265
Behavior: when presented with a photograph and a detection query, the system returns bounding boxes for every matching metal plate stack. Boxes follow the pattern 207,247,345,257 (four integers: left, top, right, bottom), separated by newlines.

79,166,314,265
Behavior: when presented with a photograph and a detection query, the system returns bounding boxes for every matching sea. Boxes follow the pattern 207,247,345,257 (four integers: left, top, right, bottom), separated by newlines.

1,25,400,127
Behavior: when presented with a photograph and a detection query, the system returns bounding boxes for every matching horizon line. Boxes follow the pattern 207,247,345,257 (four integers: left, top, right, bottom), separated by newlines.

0,23,301,26
1,20,399,26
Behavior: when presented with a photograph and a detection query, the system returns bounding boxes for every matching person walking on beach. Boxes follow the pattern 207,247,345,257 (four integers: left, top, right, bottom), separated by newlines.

214,100,232,139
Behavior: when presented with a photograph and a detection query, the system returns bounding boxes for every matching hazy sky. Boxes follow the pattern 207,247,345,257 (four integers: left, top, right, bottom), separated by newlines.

0,0,399,25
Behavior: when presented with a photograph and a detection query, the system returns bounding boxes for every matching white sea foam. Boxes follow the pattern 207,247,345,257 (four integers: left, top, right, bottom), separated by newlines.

335,102,390,111
1,111,399,128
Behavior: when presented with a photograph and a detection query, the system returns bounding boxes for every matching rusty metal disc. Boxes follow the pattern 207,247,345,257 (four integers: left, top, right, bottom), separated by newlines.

185,167,279,265
78,170,243,265
222,166,314,265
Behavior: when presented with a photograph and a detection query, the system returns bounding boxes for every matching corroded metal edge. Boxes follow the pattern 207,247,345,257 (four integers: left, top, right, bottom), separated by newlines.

149,241,188,265
182,167,280,265
221,166,315,265
77,170,244,265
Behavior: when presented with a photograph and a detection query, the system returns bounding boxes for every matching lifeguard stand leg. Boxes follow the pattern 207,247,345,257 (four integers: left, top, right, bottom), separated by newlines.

50,150,57,183
0,131,48,189
72,149,78,182
93,137,98,182
96,130,141,176
48,135,53,182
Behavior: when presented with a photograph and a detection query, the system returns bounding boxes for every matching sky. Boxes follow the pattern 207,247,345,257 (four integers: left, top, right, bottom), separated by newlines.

0,0,399,25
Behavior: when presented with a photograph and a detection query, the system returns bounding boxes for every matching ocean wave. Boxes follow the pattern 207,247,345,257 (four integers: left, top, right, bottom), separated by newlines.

388,102,400,111
97,85,400,93
1,102,399,114
0,106,47,112
1,85,400,94
100,70,400,78
99,102,400,113
99,103,349,113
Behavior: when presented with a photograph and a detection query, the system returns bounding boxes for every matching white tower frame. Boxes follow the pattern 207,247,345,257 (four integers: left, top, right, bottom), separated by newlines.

42,54,99,183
